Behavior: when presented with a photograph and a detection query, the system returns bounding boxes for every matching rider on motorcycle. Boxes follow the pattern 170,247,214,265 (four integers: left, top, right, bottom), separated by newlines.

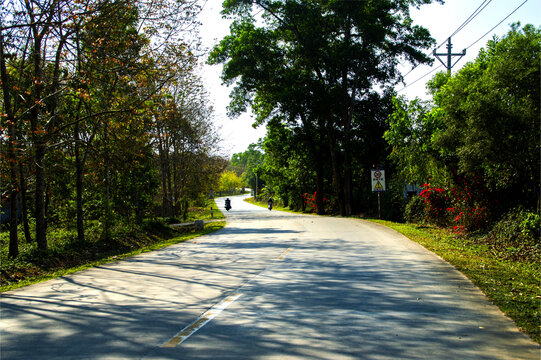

225,198,231,211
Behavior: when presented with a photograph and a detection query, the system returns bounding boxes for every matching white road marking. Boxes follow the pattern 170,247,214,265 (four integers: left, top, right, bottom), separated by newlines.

161,247,292,348
161,293,242,348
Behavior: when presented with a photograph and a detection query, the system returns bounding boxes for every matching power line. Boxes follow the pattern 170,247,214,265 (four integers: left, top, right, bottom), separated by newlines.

397,64,443,93
465,0,529,50
403,0,494,78
400,0,530,91
436,0,493,49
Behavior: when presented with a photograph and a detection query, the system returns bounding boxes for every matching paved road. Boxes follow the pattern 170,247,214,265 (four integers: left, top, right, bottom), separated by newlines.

1,195,539,359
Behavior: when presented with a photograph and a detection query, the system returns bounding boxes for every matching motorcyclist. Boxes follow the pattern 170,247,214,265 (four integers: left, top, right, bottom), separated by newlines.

267,197,274,211
225,198,231,211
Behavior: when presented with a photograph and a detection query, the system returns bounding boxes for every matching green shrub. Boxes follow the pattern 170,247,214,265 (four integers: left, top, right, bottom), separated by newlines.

486,206,540,261
404,196,426,224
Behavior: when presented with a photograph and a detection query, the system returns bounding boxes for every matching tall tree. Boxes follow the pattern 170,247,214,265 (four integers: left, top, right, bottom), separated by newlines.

210,0,439,215
0,20,20,257
385,23,540,227
431,24,540,212
1,0,217,256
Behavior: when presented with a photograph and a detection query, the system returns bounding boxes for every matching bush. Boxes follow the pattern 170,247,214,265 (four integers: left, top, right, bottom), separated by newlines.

419,184,449,226
486,206,540,261
404,195,426,223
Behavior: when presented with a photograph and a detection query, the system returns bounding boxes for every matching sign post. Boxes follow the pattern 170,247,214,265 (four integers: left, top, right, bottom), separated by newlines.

371,169,386,219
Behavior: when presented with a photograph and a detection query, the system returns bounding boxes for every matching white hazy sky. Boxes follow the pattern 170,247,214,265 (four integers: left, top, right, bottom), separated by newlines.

197,0,540,156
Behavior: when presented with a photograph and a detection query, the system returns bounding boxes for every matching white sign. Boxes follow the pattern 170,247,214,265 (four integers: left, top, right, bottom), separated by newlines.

371,169,386,192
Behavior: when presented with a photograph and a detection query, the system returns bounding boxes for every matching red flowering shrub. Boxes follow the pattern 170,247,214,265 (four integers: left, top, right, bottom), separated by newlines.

418,175,490,232
419,184,449,226
447,174,489,233
302,192,327,213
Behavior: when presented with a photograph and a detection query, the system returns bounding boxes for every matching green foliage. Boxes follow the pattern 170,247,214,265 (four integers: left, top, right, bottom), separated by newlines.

384,96,449,185
210,0,440,216
386,23,540,235
259,121,313,210
1,200,223,290
404,196,426,224
230,143,265,189
432,24,540,210
371,219,540,343
419,185,450,227
1,0,223,256
218,170,244,192
486,207,540,261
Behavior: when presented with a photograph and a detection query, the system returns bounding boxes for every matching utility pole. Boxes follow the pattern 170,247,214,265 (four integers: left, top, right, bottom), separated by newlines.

433,37,466,75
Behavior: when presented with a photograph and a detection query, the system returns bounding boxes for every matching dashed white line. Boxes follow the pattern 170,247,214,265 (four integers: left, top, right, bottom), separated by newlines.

161,293,242,348
161,247,292,348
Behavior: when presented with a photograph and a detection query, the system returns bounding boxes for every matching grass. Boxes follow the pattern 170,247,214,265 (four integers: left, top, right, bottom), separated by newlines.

1,199,225,292
246,197,540,343
369,220,540,343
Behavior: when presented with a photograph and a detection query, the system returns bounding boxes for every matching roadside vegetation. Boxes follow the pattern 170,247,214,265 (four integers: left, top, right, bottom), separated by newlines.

1,0,227,261
1,200,225,292
247,196,540,343
370,220,540,344
2,0,538,345
225,16,539,344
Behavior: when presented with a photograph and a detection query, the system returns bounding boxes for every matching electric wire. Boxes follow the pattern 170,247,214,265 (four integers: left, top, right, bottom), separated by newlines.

401,1,492,78
436,0,493,50
403,0,495,78
397,64,443,93
464,0,529,50
399,0,530,93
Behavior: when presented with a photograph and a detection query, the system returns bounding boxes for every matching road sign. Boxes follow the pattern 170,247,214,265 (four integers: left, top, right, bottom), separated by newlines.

371,169,386,192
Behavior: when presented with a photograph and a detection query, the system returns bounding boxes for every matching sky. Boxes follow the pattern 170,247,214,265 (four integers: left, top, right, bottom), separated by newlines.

196,0,541,156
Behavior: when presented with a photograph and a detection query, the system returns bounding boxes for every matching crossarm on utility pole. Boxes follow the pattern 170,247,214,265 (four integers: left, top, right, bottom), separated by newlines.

433,37,466,75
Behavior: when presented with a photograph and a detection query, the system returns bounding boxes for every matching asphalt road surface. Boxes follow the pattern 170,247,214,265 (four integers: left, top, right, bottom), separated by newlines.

1,195,539,359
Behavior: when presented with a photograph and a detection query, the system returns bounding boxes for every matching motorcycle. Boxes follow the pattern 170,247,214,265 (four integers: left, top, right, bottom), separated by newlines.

224,199,231,211
268,202,273,211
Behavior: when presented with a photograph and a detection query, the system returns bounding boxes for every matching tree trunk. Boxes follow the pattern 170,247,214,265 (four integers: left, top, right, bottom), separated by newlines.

166,157,173,217
341,17,353,216
8,186,19,259
27,23,47,250
315,165,325,215
300,112,326,215
326,122,346,216
343,145,353,216
103,120,111,238
1,31,19,257
34,141,47,250
18,164,32,243
75,120,85,243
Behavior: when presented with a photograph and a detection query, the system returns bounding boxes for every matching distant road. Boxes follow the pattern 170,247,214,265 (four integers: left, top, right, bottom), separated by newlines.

1,195,539,359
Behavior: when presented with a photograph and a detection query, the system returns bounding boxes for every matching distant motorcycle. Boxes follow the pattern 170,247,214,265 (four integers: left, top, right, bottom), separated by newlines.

267,198,273,211
268,203,273,211
225,198,232,211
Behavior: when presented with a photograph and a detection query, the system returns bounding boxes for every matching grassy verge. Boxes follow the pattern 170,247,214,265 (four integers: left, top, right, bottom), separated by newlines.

369,220,540,343
1,200,225,292
245,197,540,343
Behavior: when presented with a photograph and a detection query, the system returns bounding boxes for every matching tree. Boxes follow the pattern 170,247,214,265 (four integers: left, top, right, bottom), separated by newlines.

218,170,243,193
231,143,265,191
385,23,540,228
384,95,448,185
259,118,325,211
1,0,221,258
0,22,19,257
210,0,439,215
432,24,540,212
